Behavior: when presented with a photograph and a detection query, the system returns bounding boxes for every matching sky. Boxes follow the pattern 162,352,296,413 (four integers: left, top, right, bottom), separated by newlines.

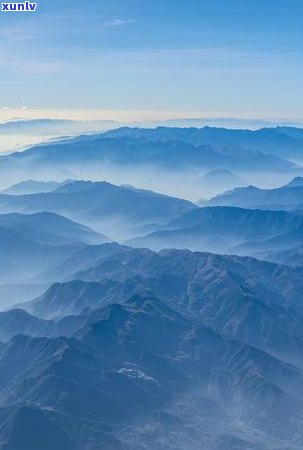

0,0,302,121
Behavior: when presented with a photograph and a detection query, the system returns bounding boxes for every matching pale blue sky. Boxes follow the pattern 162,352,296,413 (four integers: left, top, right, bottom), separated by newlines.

0,0,302,119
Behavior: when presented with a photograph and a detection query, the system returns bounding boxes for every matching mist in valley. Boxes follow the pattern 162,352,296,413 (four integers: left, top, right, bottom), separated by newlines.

0,124,303,450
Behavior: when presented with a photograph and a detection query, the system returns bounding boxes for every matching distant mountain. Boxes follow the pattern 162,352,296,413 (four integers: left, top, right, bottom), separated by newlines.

0,212,107,288
0,226,72,285
2,248,303,449
234,222,303,256
0,119,124,155
262,245,303,267
208,177,303,210
38,242,129,282
146,117,303,129
0,126,301,200
0,128,298,180
128,206,303,255
0,181,196,239
104,125,303,161
0,212,105,308
1,180,72,195
197,169,245,198
200,168,243,184
284,176,303,188
0,283,50,309
270,126,303,141
0,118,120,136
0,212,107,245
0,309,51,342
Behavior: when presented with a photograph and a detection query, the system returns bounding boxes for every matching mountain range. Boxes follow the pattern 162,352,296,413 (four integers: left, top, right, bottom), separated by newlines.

128,206,303,256
0,127,301,189
0,212,107,306
2,125,303,449
103,126,303,161
258,245,303,268
1,246,303,449
1,125,303,204
1,180,71,195
0,180,195,239
19,133,299,172
0,119,119,136
208,177,303,210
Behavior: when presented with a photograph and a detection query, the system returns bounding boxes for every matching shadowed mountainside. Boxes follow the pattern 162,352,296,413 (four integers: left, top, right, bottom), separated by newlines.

1,246,303,449
0,180,196,239
208,177,303,210
128,206,303,256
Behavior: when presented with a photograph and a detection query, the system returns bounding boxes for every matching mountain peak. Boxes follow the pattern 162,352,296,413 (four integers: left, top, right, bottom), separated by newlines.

284,176,303,188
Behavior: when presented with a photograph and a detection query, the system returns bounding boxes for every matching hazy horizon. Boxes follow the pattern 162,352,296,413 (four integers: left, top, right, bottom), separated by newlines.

1,0,303,118
1,113,303,154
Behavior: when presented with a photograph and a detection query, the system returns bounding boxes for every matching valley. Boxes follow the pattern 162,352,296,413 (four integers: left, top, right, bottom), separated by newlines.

0,125,303,449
